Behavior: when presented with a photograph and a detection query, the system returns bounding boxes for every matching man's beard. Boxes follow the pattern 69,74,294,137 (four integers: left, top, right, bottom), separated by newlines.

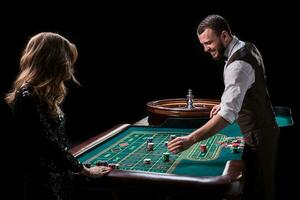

213,42,226,61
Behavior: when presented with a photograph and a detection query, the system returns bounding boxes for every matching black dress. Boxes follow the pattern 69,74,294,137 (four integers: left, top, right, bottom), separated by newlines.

13,85,83,200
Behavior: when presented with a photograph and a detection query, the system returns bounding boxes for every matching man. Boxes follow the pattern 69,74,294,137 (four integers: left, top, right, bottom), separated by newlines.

168,15,279,200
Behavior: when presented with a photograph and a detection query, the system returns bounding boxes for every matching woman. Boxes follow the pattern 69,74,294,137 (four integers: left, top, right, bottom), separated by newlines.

5,32,111,200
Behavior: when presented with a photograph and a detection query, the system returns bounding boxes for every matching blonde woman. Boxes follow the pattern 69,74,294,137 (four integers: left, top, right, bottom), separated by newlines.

6,32,110,200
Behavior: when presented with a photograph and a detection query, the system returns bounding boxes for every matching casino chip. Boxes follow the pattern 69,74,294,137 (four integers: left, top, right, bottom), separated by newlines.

144,158,151,164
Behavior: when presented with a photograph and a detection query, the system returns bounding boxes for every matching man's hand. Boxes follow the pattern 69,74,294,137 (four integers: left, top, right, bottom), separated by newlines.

210,104,221,118
168,135,194,154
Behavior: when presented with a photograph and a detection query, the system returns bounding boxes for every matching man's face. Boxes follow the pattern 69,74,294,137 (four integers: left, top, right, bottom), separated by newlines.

198,28,226,60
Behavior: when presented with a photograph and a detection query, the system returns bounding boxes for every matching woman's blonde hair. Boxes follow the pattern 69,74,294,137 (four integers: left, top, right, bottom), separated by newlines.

6,32,79,117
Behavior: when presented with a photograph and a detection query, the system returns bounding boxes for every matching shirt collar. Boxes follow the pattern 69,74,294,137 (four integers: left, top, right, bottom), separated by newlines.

223,36,239,61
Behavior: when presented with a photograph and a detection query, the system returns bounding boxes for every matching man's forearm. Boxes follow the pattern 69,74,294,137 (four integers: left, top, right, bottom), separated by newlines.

190,114,229,143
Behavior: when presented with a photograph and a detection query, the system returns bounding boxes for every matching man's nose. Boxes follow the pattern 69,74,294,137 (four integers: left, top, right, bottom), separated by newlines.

204,46,210,52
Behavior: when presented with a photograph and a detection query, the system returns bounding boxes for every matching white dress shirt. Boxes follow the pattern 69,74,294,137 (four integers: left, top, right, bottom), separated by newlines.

218,36,255,123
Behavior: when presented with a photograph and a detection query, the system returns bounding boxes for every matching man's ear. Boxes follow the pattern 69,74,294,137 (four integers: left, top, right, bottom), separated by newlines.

221,31,231,45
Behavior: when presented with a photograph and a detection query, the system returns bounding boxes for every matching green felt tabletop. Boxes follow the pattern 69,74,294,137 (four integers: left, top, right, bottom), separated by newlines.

77,115,292,177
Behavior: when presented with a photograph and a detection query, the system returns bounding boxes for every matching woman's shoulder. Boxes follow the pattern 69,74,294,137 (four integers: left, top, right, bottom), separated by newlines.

17,84,34,97
13,85,38,109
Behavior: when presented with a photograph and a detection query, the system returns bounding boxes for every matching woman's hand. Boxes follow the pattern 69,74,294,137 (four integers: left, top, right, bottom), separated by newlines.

81,165,111,178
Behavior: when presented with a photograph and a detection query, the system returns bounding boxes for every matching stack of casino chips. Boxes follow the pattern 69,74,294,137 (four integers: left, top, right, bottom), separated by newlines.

163,152,170,162
146,137,154,151
96,160,108,166
108,163,120,169
200,144,207,153
231,143,240,153
169,135,176,141
144,158,151,164
147,137,153,143
165,141,169,146
83,162,91,168
147,142,154,151
88,160,120,169
217,136,245,154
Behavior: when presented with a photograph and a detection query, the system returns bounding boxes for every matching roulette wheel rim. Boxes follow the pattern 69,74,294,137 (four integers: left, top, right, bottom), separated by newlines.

146,98,220,124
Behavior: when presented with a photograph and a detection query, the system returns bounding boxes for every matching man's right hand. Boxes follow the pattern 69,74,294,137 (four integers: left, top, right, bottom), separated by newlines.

167,135,194,154
210,104,221,118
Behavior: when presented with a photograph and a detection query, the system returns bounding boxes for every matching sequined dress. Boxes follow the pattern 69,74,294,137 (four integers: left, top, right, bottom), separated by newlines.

13,85,83,200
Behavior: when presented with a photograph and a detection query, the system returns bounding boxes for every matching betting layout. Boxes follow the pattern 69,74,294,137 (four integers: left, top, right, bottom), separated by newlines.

81,130,244,173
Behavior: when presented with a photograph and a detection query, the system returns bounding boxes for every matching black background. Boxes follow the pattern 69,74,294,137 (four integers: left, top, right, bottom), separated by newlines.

1,3,298,141
1,2,299,199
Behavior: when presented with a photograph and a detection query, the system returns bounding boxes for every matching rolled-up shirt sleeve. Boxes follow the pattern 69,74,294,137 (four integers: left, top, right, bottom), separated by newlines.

218,60,255,123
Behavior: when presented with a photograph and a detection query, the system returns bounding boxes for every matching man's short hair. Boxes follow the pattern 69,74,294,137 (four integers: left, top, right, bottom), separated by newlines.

197,15,232,36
